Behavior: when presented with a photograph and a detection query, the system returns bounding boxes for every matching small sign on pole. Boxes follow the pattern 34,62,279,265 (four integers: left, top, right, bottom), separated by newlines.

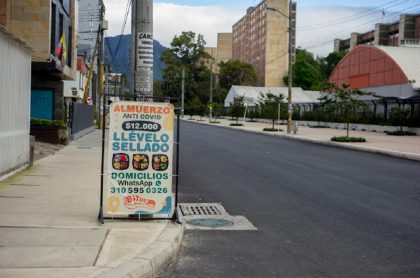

135,32,153,94
105,101,175,218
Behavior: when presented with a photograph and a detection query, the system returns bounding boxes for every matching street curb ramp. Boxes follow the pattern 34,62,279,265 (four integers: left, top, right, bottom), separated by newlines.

95,222,184,278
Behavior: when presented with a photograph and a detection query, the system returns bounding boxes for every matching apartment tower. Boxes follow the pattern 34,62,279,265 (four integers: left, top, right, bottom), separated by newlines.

233,0,293,87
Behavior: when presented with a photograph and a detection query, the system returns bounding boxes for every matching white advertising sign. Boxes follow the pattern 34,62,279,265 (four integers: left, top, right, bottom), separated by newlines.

105,101,175,217
137,32,153,69
135,68,152,93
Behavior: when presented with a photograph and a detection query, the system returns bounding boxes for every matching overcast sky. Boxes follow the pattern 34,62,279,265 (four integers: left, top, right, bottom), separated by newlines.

102,0,420,56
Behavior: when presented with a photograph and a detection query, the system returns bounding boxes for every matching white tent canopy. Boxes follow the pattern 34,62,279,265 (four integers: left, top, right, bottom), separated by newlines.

224,86,322,107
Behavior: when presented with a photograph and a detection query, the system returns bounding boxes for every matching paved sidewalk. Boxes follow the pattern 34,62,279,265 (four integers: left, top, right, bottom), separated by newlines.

188,117,420,161
0,131,182,278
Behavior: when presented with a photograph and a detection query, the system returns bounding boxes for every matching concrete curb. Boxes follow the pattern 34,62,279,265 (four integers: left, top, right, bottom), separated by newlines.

0,163,29,182
186,120,420,163
95,222,184,278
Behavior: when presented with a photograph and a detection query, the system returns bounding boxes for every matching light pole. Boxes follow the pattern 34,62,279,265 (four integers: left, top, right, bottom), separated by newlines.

209,59,214,122
181,67,185,118
267,0,295,134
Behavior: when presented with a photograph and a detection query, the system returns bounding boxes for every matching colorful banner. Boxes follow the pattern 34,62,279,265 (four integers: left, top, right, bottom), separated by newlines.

105,102,175,217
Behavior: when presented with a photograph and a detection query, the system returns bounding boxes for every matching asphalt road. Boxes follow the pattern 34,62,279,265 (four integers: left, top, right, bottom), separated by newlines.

160,121,420,278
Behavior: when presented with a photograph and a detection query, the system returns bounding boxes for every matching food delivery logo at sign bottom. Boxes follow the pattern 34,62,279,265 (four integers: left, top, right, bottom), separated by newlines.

124,195,155,209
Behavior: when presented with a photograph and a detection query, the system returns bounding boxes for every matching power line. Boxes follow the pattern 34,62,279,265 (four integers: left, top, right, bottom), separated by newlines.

302,9,420,52
106,0,132,68
298,0,410,31
300,4,420,49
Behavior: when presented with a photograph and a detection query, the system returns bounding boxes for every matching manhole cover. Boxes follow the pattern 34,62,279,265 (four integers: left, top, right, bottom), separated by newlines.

186,218,234,228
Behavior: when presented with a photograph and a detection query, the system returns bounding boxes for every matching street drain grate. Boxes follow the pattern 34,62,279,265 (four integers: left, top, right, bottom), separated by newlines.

179,203,225,216
178,203,257,231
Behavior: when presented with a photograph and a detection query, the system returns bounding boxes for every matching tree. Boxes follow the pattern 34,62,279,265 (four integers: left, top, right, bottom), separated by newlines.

258,92,285,129
283,49,346,91
230,96,245,125
153,80,164,97
320,85,373,138
390,106,410,132
284,49,324,90
160,31,211,105
247,105,260,121
319,51,346,79
185,97,201,120
219,60,257,91
161,31,208,67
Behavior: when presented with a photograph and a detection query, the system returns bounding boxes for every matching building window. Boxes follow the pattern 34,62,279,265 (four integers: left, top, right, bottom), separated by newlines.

59,13,64,39
68,26,72,67
51,3,56,54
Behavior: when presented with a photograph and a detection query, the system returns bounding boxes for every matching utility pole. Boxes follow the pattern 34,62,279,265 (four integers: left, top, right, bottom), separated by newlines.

98,4,108,223
181,67,185,118
266,2,295,133
98,5,106,129
209,62,213,122
131,0,154,99
120,75,124,100
287,0,294,134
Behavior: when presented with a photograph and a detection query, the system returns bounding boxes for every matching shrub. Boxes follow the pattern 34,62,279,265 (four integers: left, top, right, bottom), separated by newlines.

230,123,243,127
230,96,245,125
210,121,221,124
31,118,67,129
263,128,283,132
331,136,366,143
385,131,416,136
389,107,410,132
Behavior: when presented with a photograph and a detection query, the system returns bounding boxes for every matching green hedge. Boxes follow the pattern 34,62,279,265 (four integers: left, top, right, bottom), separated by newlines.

31,118,67,129
385,131,416,136
331,136,366,143
230,123,243,127
263,128,283,132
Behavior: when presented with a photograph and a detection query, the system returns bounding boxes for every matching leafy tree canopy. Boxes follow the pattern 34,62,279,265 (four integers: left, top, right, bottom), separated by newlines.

319,51,346,79
159,31,211,105
230,96,245,124
284,49,346,91
320,84,374,137
161,31,209,66
390,107,410,132
258,92,286,129
219,60,257,91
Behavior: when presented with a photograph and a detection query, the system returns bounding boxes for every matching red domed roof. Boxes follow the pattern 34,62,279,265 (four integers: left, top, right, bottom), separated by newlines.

329,45,409,90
